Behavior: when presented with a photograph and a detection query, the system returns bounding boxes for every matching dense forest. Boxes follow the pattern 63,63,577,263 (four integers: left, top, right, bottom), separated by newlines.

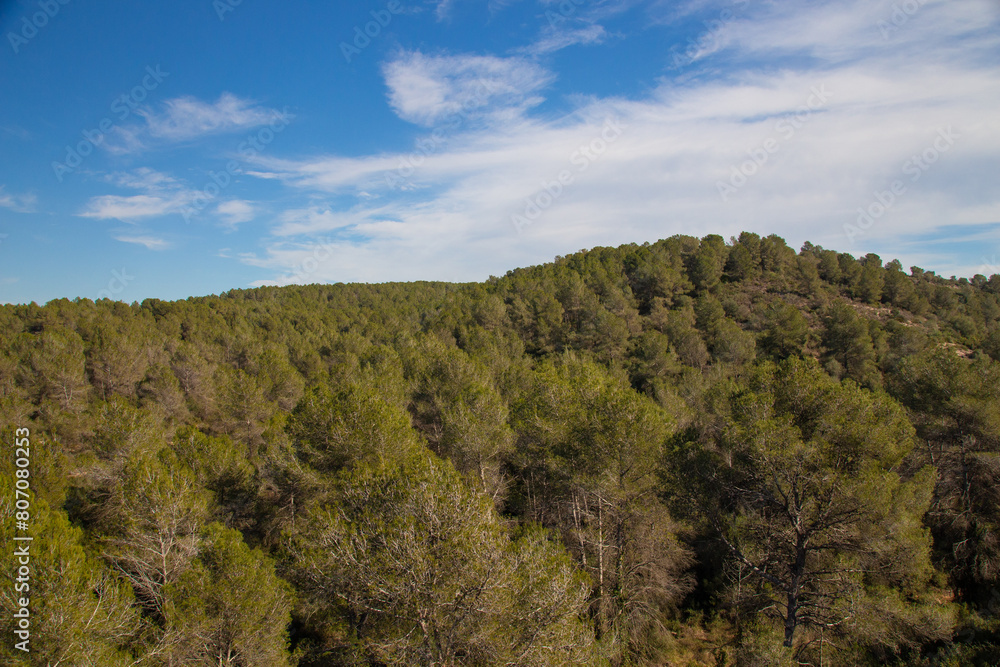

2,232,1000,666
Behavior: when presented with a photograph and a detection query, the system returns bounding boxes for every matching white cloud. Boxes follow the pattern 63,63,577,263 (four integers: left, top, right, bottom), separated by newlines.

0,187,36,213
382,51,554,126
707,0,997,65
272,207,360,236
106,167,180,191
434,0,456,21
235,0,1000,285
146,93,287,140
216,200,256,228
81,168,193,221
522,24,607,55
113,235,172,250
80,194,188,221
103,94,290,154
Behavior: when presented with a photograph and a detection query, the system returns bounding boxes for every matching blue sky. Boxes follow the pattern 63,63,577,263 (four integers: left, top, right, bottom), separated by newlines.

1,0,999,304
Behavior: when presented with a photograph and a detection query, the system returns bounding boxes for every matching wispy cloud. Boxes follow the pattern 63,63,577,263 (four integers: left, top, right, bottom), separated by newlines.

146,93,287,140
81,168,262,231
706,0,995,64
272,207,359,236
434,0,456,21
0,187,36,213
0,125,31,141
522,24,607,55
80,168,193,221
106,167,181,191
103,93,290,155
113,234,172,250
80,194,189,221
382,51,554,126
216,200,256,228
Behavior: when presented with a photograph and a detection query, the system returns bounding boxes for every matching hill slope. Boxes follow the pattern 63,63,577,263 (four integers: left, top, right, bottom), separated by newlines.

2,233,999,666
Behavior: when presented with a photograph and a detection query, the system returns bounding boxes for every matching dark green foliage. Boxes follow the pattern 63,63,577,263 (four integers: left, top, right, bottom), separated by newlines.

889,349,1000,605
668,359,949,660
165,523,295,666
288,383,417,475
2,233,999,665
857,253,887,304
0,471,140,665
822,300,882,387
725,231,763,281
688,234,729,291
760,300,810,358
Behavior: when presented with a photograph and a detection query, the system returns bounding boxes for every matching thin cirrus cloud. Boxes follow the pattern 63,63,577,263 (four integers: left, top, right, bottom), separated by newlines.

272,207,360,237
106,167,182,192
522,24,608,56
0,187,36,213
434,0,456,21
79,168,193,222
102,93,289,155
240,0,1000,285
113,234,172,251
709,0,996,63
79,169,257,232
79,193,190,221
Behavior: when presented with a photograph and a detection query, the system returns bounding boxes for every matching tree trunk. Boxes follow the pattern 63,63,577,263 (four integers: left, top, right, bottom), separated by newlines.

783,537,808,647
783,590,798,647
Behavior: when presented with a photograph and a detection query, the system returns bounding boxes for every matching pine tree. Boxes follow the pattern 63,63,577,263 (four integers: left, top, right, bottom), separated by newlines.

292,452,596,665
0,472,141,666
669,358,950,658
164,523,295,666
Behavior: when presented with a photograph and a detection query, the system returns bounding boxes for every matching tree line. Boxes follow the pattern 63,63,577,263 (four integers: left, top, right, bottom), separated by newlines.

1,232,999,665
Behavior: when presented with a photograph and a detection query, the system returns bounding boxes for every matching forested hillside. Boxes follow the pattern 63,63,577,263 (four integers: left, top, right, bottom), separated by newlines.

2,233,999,666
